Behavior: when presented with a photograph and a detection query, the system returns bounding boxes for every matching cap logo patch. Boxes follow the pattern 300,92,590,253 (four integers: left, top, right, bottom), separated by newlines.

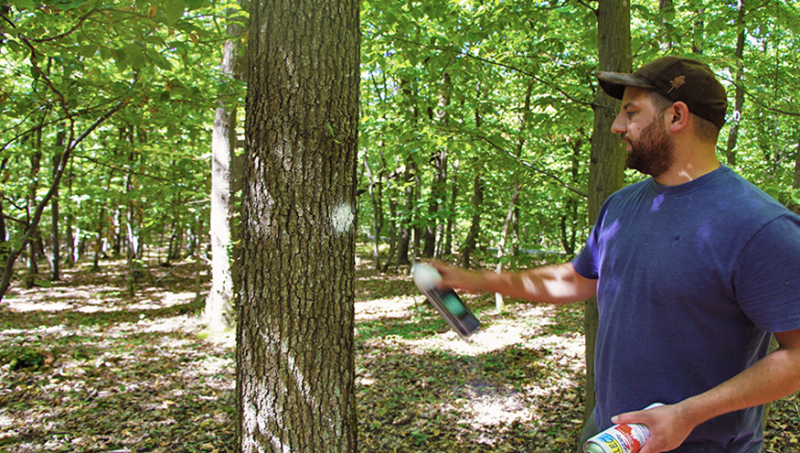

668,75,686,93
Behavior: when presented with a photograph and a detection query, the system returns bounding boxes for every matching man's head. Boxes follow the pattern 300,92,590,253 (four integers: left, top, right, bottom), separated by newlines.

596,56,728,141
595,57,728,178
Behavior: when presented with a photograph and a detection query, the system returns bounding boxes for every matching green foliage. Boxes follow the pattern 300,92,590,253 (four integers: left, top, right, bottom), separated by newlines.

358,0,800,268
0,0,245,278
0,0,798,283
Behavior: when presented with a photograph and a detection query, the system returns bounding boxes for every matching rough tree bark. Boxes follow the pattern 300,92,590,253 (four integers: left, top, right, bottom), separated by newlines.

235,0,360,451
582,0,631,435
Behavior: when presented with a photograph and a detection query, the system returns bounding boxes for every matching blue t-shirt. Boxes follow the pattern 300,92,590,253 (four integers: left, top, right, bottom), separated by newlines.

573,166,800,452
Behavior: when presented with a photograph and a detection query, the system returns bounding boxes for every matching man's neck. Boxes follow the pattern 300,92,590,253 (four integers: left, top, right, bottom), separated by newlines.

654,140,720,186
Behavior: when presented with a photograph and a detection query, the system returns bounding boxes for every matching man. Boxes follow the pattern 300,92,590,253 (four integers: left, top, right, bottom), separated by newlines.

431,56,800,452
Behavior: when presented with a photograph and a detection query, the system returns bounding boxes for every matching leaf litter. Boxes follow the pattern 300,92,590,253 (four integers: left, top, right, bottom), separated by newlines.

0,254,797,452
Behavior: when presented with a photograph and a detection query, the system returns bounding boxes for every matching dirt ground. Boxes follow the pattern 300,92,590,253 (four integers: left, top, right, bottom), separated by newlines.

0,253,797,452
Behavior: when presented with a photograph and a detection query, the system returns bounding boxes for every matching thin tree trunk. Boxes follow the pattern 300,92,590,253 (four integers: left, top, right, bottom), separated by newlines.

725,0,746,167
494,81,533,312
461,168,483,269
658,0,673,51
443,158,458,257
206,6,245,333
50,131,65,280
461,87,484,269
363,154,383,270
65,159,76,267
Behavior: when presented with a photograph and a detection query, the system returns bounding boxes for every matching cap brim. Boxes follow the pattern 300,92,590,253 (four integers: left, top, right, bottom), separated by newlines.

595,71,655,100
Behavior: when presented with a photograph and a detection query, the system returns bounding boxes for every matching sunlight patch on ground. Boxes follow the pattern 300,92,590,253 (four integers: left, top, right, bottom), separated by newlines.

195,355,234,377
528,334,585,372
123,314,203,336
391,321,532,356
5,300,73,313
454,392,534,432
355,295,417,321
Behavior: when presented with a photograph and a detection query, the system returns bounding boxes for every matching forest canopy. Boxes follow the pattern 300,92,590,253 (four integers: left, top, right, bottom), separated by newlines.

0,0,798,294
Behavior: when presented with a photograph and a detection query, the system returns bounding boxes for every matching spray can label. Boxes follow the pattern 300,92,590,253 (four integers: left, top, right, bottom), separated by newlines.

583,403,664,453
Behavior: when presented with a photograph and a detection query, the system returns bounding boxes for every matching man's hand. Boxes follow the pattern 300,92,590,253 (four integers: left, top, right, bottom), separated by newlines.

427,261,486,293
610,403,697,453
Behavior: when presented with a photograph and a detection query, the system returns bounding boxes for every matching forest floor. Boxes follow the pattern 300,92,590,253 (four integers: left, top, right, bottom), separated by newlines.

0,248,798,453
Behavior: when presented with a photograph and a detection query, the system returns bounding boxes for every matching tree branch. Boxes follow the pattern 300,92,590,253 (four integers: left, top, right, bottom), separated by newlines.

475,134,589,198
389,36,595,108
0,99,128,301
30,7,98,43
18,34,70,117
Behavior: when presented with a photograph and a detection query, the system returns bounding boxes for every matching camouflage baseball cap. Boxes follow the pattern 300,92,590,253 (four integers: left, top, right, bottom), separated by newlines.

596,56,728,129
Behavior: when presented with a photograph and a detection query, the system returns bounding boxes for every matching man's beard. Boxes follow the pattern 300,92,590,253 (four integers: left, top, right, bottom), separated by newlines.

625,117,674,177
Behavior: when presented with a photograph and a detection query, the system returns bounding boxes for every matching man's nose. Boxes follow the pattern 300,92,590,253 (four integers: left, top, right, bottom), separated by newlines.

610,111,626,135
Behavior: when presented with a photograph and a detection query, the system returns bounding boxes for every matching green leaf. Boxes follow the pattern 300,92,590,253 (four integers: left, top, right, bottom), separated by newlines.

114,48,128,71
124,43,146,70
11,0,35,11
60,0,89,10
80,44,98,58
163,0,186,26
791,189,800,206
763,184,782,201
100,46,114,60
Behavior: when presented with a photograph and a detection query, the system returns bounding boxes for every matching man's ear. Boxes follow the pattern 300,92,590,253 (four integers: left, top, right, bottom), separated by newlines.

667,101,690,132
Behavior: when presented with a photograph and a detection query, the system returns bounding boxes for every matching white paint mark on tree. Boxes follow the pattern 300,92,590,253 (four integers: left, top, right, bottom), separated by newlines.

331,203,354,233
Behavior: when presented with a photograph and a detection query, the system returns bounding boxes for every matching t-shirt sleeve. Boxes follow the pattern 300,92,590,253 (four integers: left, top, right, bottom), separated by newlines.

572,195,616,281
733,213,800,333
572,225,600,280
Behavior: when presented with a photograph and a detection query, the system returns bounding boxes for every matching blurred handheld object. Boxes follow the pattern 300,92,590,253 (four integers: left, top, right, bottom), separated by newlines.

412,263,480,341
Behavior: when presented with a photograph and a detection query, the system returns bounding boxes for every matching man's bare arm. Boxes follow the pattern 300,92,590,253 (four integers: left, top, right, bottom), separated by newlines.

430,261,597,305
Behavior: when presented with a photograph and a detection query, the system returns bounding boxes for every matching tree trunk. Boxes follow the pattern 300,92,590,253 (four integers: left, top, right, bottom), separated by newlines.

423,148,446,258
236,0,360,451
26,126,43,289
443,157,458,256
461,167,483,269
658,0,673,51
363,154,383,270
423,72,451,258
725,0,746,167
50,131,65,280
396,155,416,266
381,193,398,273
561,139,582,255
206,14,243,333
65,159,76,268
582,0,631,432
494,81,533,312
461,92,484,269
495,182,520,313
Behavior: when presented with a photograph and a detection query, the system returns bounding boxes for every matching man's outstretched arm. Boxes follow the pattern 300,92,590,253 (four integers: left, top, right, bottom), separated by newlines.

429,261,597,305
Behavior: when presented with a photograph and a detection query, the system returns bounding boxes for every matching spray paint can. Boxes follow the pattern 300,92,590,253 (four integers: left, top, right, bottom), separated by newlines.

412,263,480,341
583,403,664,453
